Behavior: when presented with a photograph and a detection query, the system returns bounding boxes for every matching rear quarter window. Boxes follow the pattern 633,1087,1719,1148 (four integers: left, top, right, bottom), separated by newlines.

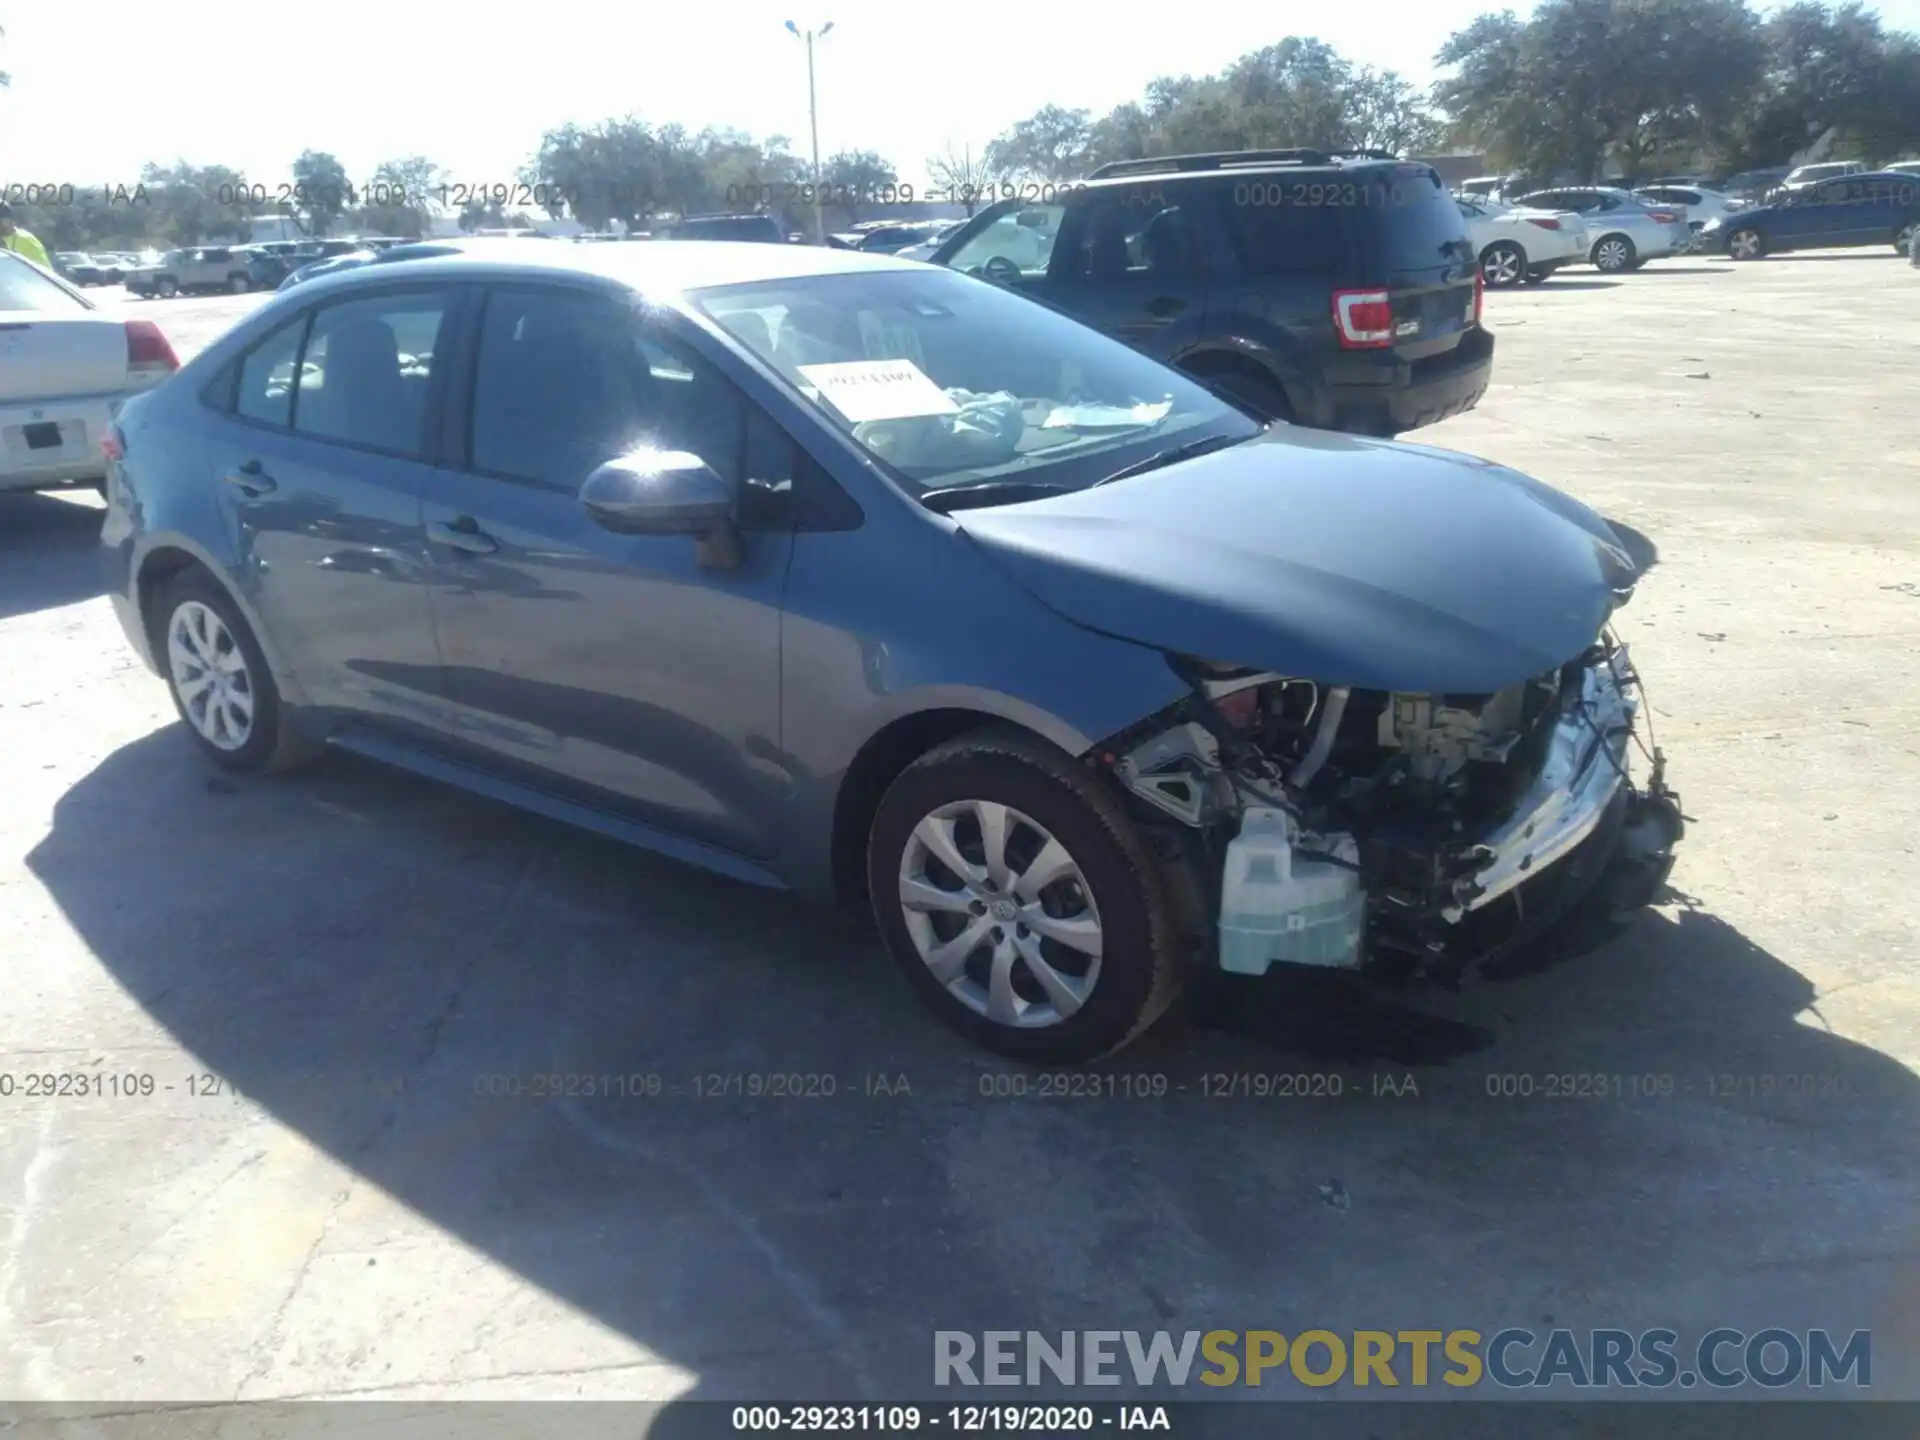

1375,170,1474,272
1214,181,1356,276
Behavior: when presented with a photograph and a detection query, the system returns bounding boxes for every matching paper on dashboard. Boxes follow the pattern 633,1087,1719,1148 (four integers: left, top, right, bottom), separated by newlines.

798,360,961,424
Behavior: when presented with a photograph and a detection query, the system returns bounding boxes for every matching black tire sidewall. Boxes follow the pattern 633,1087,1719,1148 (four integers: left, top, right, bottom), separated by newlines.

867,742,1171,1064
152,572,288,774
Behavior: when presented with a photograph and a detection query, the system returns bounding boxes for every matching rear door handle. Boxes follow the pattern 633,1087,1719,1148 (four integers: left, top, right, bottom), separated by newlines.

224,460,276,496
428,518,498,555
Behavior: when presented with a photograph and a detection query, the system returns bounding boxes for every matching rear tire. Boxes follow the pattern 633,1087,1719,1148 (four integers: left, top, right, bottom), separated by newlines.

152,569,314,776
1896,220,1918,256
1479,241,1526,288
156,277,179,298
1591,235,1636,273
228,273,251,293
867,728,1181,1063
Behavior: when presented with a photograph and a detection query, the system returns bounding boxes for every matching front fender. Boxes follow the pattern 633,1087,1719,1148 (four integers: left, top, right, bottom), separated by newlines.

771,514,1191,901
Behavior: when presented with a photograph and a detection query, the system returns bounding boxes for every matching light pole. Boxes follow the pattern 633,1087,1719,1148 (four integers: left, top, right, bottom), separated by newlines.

785,19,834,241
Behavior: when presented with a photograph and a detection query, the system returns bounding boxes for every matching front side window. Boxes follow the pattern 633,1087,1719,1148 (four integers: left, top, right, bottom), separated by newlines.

694,266,1256,498
234,315,310,428
468,287,745,491
292,290,448,457
943,204,1064,279
1065,188,1206,280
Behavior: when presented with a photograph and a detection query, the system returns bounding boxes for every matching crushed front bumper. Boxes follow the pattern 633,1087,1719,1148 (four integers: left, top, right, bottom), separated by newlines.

1443,647,1639,921
1391,644,1683,979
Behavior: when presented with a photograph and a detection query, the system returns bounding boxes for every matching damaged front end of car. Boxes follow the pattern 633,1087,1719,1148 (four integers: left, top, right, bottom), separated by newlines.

1093,634,1685,986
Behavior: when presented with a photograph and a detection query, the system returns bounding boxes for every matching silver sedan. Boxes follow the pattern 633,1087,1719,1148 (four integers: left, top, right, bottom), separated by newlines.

1510,186,1694,273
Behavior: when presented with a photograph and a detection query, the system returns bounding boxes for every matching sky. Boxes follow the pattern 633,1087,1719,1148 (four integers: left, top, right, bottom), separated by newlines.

8,0,1920,194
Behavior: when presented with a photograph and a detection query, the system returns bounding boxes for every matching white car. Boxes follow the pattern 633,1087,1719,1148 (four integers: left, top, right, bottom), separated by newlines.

0,252,179,493
1885,160,1920,178
1454,196,1590,287
1633,184,1750,241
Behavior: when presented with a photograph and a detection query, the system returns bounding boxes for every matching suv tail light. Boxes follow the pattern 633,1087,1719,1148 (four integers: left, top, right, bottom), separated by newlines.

1332,288,1393,349
1524,216,1562,230
1645,209,1679,224
124,319,179,377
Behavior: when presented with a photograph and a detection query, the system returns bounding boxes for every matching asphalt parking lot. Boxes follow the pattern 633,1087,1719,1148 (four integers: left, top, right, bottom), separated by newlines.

3,254,1918,1411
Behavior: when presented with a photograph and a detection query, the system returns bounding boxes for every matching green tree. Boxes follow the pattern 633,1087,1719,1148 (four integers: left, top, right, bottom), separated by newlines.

358,156,443,238
820,148,898,221
138,162,254,244
983,105,1094,181
291,150,353,235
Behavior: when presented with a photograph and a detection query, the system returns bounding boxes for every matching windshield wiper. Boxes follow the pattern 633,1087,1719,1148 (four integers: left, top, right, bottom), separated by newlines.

920,479,1077,514
1090,431,1250,487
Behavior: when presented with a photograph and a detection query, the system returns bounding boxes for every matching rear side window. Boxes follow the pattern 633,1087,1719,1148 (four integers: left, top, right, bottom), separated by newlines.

293,290,448,457
234,315,310,428
1215,184,1353,275
1376,171,1474,271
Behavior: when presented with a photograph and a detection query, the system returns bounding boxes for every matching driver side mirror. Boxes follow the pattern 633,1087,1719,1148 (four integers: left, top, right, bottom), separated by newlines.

580,449,742,569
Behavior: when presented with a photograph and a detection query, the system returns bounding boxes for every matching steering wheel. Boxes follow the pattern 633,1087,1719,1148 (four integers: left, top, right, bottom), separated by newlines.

980,254,1022,284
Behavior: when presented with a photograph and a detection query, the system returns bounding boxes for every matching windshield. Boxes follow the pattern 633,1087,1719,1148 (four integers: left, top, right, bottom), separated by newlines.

692,267,1257,497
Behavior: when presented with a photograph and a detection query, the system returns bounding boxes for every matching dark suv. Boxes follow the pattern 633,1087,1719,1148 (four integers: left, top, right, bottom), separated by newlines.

925,149,1493,436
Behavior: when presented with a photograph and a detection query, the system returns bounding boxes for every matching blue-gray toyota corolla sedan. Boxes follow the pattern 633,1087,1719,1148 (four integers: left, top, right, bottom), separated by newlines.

101,240,1683,1062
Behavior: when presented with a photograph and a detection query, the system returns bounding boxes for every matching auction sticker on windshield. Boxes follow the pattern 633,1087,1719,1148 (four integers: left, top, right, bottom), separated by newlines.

798,359,960,423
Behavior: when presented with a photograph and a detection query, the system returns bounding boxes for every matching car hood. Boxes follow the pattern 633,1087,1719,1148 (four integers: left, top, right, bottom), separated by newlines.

953,427,1637,695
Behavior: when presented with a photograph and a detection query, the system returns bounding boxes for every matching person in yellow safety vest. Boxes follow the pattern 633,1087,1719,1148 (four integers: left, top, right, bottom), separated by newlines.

0,203,54,269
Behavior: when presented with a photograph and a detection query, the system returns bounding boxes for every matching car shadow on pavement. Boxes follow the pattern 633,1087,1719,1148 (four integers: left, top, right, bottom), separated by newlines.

0,490,106,620
25,728,1920,1401
1524,279,1621,291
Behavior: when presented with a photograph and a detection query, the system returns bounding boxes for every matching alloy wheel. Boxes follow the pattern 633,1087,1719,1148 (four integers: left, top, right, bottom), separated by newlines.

1481,244,1524,287
167,600,254,751
1728,229,1763,260
897,799,1103,1029
1594,237,1631,272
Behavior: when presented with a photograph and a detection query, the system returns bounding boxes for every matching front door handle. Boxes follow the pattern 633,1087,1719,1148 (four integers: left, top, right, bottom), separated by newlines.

1146,296,1186,318
428,518,498,555
224,459,276,496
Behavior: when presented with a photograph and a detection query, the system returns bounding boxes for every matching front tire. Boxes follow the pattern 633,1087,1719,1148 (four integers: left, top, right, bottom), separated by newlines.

1727,227,1766,261
1479,241,1526,288
229,273,251,293
1896,220,1917,256
867,729,1181,1063
1591,234,1636,273
156,277,179,298
153,570,313,775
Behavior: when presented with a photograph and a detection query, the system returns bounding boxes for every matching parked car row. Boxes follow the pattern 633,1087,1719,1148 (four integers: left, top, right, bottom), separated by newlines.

116,238,414,298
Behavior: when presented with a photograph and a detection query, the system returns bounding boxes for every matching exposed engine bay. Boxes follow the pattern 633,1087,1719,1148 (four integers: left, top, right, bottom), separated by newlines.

1100,634,1685,982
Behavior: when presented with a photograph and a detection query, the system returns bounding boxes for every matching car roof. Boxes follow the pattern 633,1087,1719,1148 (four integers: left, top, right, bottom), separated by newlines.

301,238,922,298
1074,155,1421,194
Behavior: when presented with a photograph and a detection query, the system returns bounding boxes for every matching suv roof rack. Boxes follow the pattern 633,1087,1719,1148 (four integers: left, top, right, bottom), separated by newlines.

1328,149,1403,161
1086,148,1336,179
